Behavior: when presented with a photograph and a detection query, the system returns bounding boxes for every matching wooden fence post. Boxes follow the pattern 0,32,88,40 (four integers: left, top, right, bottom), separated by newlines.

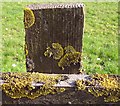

24,3,84,74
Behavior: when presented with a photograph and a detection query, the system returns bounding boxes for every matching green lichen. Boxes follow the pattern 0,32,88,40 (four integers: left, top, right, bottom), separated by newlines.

24,43,28,56
75,80,86,90
2,72,65,99
58,52,81,70
76,74,120,103
24,8,35,28
64,46,76,54
52,43,64,60
44,43,81,70
44,47,53,58
44,43,64,60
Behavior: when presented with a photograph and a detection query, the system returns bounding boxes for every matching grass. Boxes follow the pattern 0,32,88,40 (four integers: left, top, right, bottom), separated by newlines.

1,2,119,74
82,2,118,74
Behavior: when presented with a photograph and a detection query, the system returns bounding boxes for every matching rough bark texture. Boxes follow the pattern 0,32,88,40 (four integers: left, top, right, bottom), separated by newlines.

24,3,84,74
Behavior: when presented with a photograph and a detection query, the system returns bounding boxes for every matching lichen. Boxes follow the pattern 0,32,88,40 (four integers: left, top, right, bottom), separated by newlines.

75,80,86,90
2,72,65,99
44,43,64,60
58,52,81,70
64,46,76,54
44,43,81,70
2,73,119,102
24,43,28,56
44,47,53,58
24,8,35,28
76,74,120,103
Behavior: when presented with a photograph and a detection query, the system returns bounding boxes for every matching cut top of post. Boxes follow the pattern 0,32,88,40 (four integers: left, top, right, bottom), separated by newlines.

27,3,84,10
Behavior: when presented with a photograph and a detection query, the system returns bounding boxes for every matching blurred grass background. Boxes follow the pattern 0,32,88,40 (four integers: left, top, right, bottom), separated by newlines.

1,1,119,74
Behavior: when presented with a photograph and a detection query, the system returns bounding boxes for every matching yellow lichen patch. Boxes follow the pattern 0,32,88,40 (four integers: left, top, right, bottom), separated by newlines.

87,87,108,97
76,80,86,90
44,43,64,60
44,43,81,70
95,74,119,89
24,8,35,28
2,72,65,99
44,47,53,58
64,46,76,54
58,52,81,70
104,96,120,102
76,74,120,103
52,43,64,60
24,43,28,56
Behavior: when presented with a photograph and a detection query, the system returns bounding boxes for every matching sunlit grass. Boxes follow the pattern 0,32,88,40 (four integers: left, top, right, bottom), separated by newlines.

82,2,118,74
